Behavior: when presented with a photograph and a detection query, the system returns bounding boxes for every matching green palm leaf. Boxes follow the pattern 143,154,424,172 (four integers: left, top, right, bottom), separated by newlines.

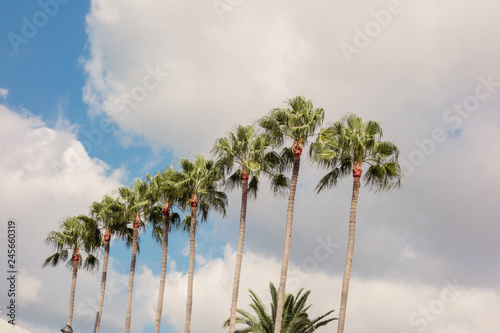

224,282,336,333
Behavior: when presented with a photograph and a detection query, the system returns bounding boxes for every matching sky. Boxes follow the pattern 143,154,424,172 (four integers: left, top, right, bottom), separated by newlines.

0,0,499,332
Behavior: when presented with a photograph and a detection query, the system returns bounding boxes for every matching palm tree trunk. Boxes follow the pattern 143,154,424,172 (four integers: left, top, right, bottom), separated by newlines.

125,215,140,333
94,231,111,333
336,174,361,333
68,250,80,327
228,176,249,333
274,153,301,333
184,202,197,333
155,205,171,333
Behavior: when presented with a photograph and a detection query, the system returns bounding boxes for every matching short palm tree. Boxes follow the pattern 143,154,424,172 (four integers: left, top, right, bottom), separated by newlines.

175,154,227,333
147,170,182,333
43,216,101,328
212,124,286,333
119,180,151,333
85,195,128,333
259,96,325,333
223,282,336,333
310,114,402,333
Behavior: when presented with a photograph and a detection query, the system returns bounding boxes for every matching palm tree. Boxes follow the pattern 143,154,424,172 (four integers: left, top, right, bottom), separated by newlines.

212,124,286,333
43,216,101,329
223,282,336,333
86,195,128,333
175,154,227,333
259,96,325,333
147,170,182,333
310,114,402,333
119,179,151,333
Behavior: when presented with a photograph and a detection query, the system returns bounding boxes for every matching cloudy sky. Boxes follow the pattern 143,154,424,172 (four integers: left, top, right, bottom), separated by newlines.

1,0,499,332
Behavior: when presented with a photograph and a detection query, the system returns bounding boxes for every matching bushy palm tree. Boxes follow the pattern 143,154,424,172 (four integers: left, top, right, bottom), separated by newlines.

223,282,336,333
119,179,151,333
311,114,402,333
259,96,325,333
86,195,129,333
213,124,286,333
147,170,182,333
43,216,101,328
175,154,227,333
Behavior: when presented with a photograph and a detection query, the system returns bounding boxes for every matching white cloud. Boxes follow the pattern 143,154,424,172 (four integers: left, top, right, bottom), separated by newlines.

80,0,500,293
82,0,500,157
17,269,43,305
0,103,124,331
110,246,500,333
0,88,8,100
12,246,500,332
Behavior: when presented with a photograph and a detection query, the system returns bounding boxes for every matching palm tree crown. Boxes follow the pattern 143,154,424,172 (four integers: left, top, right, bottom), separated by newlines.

259,96,325,157
43,216,100,271
119,179,151,229
90,195,129,243
212,124,286,197
176,154,227,219
223,282,336,333
311,114,402,192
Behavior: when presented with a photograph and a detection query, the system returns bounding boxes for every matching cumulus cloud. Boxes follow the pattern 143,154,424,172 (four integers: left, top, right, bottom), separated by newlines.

0,103,124,331
88,246,500,332
82,0,500,156
80,0,500,292
17,269,43,305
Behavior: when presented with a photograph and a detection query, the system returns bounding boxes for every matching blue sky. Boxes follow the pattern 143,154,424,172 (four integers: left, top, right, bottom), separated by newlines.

0,0,188,272
0,0,173,178
0,0,185,316
0,2,218,331
1,1,500,332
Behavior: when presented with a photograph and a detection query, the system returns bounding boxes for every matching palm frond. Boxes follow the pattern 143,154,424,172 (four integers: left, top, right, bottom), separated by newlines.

42,250,68,268
268,174,289,197
83,254,100,272
364,161,402,192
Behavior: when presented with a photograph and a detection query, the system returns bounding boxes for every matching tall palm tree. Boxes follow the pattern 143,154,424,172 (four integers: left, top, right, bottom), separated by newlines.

212,124,286,333
147,170,182,333
311,114,402,333
259,96,325,333
119,179,151,333
175,154,227,333
223,282,336,333
43,216,100,329
86,195,128,333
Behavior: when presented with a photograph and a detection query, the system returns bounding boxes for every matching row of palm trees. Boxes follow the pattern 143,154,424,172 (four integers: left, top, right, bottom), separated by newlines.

43,95,402,333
